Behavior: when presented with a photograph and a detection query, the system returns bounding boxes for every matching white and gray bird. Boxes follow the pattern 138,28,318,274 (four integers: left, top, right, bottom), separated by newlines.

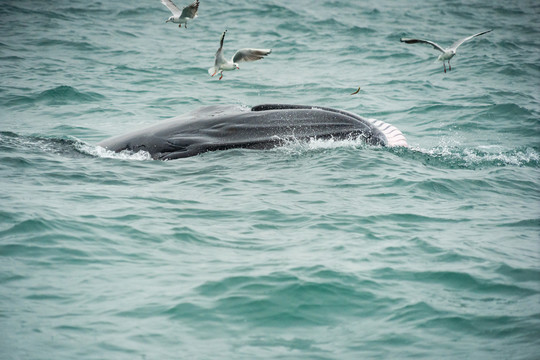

208,30,272,80
400,30,492,73
161,0,199,28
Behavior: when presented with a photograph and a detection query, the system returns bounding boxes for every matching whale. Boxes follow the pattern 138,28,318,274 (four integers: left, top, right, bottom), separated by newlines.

97,104,407,160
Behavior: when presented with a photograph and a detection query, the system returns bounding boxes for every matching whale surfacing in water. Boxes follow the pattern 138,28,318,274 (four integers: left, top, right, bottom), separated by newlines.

97,104,407,160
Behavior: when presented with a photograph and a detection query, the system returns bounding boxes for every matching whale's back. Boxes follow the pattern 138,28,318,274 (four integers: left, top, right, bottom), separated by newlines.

97,104,407,160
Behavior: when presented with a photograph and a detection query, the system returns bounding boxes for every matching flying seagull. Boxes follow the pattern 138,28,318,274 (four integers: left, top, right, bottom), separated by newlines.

400,30,492,73
208,30,272,80
161,0,199,28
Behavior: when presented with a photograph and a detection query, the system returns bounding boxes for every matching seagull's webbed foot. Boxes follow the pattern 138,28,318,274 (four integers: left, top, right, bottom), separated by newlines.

449,61,452,71
178,24,182,28
219,73,223,80
443,62,447,73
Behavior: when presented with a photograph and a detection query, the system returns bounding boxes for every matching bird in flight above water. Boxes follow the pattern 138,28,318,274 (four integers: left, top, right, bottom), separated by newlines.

400,29,492,73
160,0,199,28
208,30,272,80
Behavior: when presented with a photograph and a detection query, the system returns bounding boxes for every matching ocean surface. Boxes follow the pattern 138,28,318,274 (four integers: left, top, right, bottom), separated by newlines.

1,0,539,358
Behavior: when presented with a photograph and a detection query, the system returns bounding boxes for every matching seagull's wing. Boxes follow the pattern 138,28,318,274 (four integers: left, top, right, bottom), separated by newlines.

449,29,492,51
160,0,181,16
214,30,228,67
180,0,199,19
232,48,272,63
400,38,445,53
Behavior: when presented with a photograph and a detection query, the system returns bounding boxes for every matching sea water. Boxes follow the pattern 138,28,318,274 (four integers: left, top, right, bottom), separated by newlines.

1,0,539,358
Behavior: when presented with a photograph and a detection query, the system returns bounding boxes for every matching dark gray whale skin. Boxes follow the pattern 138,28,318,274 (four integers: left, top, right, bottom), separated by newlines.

97,104,389,160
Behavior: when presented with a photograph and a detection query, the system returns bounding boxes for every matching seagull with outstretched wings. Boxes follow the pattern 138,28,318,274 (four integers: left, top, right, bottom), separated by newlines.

208,30,272,80
161,0,199,28
400,30,492,73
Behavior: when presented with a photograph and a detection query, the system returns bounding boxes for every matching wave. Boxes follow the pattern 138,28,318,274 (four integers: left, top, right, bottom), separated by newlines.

166,269,379,326
0,55,24,62
350,25,378,35
269,136,539,169
395,145,540,169
3,85,105,107
0,4,71,21
275,135,373,154
82,144,152,161
1,131,86,159
36,38,100,51
0,131,151,161
57,6,114,17
117,6,161,18
37,85,104,104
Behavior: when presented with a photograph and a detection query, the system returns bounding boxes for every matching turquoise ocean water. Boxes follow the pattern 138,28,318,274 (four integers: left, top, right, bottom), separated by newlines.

1,0,539,358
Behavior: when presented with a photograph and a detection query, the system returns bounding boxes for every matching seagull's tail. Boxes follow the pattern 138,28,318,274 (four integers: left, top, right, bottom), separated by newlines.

208,66,216,76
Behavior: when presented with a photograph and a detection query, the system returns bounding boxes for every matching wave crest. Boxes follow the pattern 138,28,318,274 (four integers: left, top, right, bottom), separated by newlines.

404,145,540,169
81,145,152,161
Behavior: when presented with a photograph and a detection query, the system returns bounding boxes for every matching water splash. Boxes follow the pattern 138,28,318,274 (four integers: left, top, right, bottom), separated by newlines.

273,135,372,156
79,144,152,161
405,144,540,169
0,131,151,161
